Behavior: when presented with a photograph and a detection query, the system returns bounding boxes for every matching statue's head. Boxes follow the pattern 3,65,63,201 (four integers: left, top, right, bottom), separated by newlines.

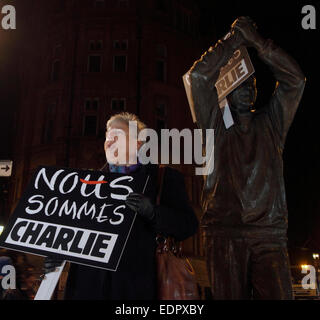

228,75,257,114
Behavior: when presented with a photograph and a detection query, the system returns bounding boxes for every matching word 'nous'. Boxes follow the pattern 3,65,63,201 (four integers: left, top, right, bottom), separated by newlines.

34,168,133,200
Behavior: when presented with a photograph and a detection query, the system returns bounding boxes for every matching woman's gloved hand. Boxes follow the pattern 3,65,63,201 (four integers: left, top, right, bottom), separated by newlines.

125,192,155,221
43,256,64,274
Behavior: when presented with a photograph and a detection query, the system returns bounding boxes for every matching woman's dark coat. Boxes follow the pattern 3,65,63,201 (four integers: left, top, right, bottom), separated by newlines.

64,164,198,300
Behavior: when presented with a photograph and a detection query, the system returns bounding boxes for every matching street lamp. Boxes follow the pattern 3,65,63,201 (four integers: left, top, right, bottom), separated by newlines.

313,253,319,260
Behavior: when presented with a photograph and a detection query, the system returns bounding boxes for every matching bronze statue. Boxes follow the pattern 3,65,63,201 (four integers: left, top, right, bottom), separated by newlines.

188,16,306,299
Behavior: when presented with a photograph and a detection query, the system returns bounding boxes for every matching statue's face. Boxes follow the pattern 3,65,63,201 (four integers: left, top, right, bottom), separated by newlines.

228,76,257,113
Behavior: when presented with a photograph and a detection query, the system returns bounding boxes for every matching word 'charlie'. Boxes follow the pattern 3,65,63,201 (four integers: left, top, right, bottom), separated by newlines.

7,218,118,263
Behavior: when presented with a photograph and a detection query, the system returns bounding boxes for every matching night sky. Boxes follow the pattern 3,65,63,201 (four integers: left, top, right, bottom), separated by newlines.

1,0,320,248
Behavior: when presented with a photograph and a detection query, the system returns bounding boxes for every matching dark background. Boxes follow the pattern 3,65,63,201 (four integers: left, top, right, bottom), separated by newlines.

198,0,320,248
1,0,320,249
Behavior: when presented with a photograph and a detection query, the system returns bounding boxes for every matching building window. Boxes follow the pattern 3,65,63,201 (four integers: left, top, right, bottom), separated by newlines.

156,44,167,82
94,0,105,8
111,98,126,112
175,11,192,33
156,119,166,134
156,60,166,82
88,55,102,72
54,44,63,57
156,0,167,12
85,98,100,111
155,98,167,134
113,55,127,72
51,60,61,81
89,40,103,51
42,103,56,143
13,178,22,203
113,40,128,50
92,98,99,110
156,44,167,58
83,97,99,136
155,101,166,118
175,10,183,31
85,99,91,110
83,115,97,136
117,0,129,8
54,0,65,13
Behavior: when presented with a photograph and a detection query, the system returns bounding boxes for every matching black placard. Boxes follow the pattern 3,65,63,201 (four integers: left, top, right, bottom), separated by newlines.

0,166,148,271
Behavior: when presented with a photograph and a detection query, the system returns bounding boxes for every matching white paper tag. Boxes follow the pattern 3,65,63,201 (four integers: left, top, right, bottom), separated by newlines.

219,98,234,129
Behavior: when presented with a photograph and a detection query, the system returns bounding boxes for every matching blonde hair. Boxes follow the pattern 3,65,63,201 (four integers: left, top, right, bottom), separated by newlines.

106,112,147,133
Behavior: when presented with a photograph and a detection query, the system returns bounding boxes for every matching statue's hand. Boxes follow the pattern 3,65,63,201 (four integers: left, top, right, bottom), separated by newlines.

229,28,246,49
231,16,263,49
